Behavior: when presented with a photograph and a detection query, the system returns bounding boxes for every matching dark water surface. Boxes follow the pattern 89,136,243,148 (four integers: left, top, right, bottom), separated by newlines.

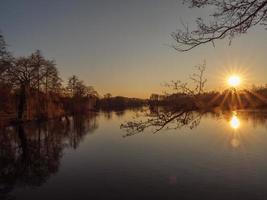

1,109,267,200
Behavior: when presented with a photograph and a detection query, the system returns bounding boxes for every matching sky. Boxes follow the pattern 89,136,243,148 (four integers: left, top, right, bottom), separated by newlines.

0,0,266,98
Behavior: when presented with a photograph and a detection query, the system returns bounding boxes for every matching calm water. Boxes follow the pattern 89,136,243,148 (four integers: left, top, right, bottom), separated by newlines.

1,109,267,200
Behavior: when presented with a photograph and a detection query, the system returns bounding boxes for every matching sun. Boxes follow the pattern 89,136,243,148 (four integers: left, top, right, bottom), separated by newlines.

227,75,241,87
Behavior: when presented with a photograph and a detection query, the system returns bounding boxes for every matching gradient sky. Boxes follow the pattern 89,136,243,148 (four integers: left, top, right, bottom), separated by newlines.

1,0,266,98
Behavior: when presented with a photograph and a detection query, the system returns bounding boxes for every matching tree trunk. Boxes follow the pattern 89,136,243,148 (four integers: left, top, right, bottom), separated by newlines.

18,84,26,121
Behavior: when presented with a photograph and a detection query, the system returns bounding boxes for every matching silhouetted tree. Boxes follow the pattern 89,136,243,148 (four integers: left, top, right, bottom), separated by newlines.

172,0,267,51
165,61,207,105
0,34,11,79
67,75,97,98
0,32,100,124
3,50,60,120
67,75,80,97
65,75,98,113
86,86,99,98
104,93,112,99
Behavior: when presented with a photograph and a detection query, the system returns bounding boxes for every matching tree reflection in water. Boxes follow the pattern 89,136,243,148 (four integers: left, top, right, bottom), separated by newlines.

121,106,267,138
0,112,99,200
121,106,203,137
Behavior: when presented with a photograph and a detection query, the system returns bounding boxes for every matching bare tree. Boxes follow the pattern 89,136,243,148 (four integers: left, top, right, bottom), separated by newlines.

121,62,207,136
66,75,98,113
172,0,267,51
0,33,99,122
0,34,12,80
166,61,207,96
0,34,6,57
3,51,59,120
43,61,62,95
74,81,87,97
67,75,79,97
5,56,37,120
67,75,91,98
104,93,112,99
86,86,99,98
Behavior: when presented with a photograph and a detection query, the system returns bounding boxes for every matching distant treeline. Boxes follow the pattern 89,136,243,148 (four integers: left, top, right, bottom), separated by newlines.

149,87,267,111
97,95,147,111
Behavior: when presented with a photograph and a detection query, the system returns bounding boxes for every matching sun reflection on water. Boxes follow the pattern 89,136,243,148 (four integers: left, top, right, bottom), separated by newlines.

229,112,241,148
230,113,240,130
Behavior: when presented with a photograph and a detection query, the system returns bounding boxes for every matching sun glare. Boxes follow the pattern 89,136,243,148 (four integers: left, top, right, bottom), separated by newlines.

227,75,241,87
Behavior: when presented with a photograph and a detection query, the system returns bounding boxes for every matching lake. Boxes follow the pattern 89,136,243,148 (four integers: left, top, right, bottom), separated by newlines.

1,108,267,200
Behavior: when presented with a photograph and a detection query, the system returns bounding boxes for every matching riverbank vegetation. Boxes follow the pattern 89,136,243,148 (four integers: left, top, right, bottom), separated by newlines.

0,34,146,126
0,34,99,125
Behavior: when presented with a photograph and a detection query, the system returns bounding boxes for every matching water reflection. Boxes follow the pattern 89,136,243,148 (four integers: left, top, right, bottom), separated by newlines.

121,107,267,137
0,113,98,200
121,107,203,137
227,112,242,149
121,107,267,152
2,108,267,199
230,112,240,130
